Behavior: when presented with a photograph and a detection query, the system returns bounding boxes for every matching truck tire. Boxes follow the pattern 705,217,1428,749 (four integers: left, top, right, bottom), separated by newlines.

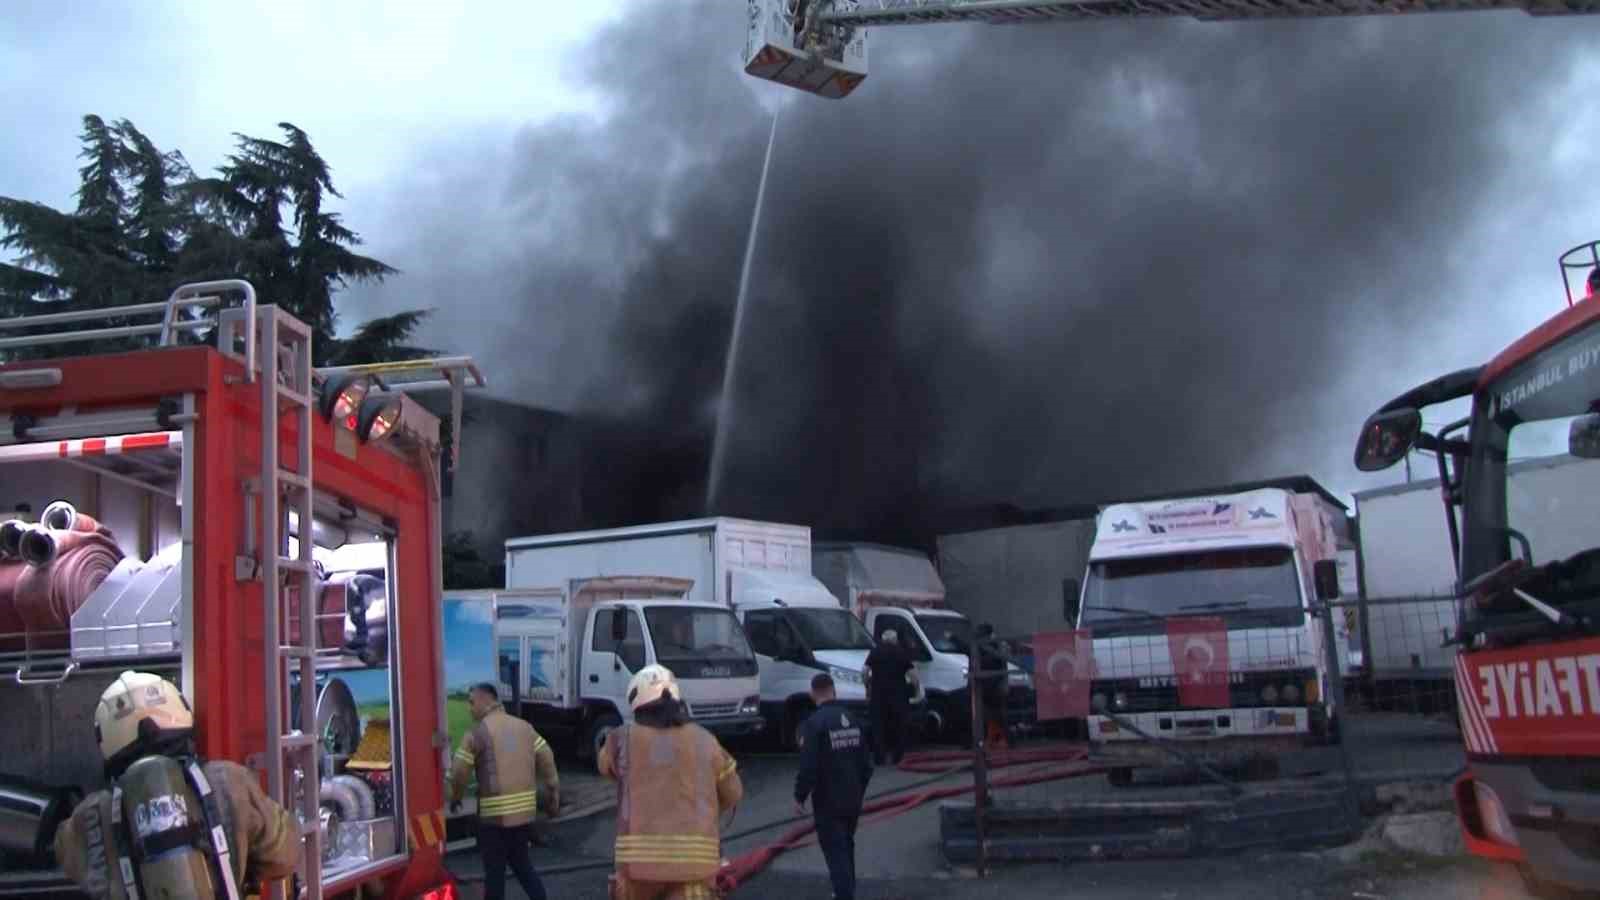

588,712,622,773
1108,767,1135,788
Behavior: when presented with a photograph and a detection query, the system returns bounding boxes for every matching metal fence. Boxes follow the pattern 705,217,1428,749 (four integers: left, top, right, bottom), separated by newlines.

1338,593,1460,720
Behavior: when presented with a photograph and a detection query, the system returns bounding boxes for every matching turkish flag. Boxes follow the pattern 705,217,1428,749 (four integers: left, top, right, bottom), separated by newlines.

1032,629,1095,720
1166,617,1230,708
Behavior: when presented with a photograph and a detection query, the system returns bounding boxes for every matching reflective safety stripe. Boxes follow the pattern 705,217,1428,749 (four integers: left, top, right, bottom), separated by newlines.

534,737,548,754
614,834,721,865
477,791,538,815
718,760,737,781
453,749,475,766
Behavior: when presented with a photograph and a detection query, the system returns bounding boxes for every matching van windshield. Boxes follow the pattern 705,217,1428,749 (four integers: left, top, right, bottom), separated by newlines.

785,607,875,651
1081,546,1305,636
915,615,972,654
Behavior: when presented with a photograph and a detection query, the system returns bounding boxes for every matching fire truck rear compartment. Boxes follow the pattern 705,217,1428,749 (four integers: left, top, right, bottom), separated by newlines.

0,439,407,886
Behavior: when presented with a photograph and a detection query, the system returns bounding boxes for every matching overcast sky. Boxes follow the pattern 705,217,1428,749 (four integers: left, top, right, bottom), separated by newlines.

4,2,1599,530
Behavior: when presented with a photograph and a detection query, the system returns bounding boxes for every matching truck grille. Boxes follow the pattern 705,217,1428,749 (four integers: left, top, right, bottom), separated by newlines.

1092,669,1315,712
691,700,740,719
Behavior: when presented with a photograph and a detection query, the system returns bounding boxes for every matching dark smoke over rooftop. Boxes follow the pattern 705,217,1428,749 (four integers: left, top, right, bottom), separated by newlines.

375,5,1599,546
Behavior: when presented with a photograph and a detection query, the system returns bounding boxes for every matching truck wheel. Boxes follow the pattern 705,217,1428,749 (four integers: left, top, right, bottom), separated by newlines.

783,701,814,753
1108,767,1135,788
588,713,622,772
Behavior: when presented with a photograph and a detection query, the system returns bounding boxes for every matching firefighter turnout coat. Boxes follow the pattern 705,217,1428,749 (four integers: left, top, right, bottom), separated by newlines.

598,721,743,884
450,704,560,828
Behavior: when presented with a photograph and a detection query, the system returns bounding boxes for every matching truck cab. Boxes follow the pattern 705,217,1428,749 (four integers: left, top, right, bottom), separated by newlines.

1074,487,1350,779
486,578,762,765
1350,245,1600,893
731,568,872,750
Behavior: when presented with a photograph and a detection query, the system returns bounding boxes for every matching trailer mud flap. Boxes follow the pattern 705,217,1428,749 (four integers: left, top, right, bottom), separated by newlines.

939,787,1361,865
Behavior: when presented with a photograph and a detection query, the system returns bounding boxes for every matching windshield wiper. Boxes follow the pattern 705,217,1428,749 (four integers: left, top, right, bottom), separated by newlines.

1177,601,1249,611
1461,559,1594,638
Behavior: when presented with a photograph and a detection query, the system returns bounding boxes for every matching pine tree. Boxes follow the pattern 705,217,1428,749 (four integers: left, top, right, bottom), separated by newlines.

1,116,433,365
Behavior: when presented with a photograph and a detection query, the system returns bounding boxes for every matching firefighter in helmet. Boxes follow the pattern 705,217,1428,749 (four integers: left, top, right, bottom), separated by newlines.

599,665,743,900
53,671,299,900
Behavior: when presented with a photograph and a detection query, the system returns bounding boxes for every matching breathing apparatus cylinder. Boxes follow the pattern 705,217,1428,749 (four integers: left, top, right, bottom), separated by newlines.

113,755,218,900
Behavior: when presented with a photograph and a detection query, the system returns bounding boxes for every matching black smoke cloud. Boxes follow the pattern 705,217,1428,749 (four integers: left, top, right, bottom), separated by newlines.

389,5,1597,545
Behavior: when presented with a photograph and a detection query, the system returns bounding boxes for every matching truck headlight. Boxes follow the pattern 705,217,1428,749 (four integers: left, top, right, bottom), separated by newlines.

1113,692,1129,710
828,666,863,686
740,695,760,715
1092,692,1108,712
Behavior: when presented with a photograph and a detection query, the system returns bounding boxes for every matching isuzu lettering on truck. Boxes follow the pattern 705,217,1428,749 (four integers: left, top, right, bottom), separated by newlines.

1352,242,1600,894
1072,484,1351,784
506,519,871,752
0,282,482,899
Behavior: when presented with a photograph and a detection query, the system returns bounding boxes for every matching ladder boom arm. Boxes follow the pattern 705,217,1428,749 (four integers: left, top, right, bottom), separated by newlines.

816,0,1590,25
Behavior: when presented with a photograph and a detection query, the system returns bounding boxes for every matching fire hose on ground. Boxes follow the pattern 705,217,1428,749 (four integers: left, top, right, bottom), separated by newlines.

443,743,1103,893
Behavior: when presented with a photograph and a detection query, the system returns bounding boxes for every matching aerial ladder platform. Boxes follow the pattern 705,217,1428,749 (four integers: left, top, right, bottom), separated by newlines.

745,0,1599,98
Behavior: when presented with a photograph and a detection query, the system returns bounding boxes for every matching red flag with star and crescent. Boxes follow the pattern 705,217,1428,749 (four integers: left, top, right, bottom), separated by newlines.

1033,629,1095,720
1166,617,1230,708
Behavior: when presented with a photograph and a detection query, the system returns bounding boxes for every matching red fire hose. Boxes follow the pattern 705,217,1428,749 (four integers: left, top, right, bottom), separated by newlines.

713,743,1101,895
0,559,26,652
13,532,123,650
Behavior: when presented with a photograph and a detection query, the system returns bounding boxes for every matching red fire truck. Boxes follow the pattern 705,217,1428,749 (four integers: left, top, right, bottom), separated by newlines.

1354,244,1600,895
0,280,483,899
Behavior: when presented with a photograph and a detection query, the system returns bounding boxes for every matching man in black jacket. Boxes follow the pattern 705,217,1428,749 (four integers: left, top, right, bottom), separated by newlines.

864,629,915,766
795,673,874,900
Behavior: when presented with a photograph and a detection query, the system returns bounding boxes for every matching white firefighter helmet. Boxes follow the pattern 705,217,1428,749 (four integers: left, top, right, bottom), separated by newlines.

94,671,194,763
626,664,680,712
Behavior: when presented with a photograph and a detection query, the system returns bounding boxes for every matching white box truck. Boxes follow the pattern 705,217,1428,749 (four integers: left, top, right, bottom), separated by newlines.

439,577,762,770
1350,477,1460,710
1073,483,1352,783
813,541,1033,740
935,519,1099,644
506,518,874,751
1351,453,1600,711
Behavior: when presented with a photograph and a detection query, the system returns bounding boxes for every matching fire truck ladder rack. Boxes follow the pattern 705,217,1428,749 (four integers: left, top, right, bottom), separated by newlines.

255,306,324,900
0,281,256,681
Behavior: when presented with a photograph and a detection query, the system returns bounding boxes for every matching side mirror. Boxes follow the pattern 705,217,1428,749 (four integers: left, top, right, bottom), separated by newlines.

610,612,627,643
1062,578,1081,624
1354,408,1423,473
1570,413,1600,459
1314,559,1341,603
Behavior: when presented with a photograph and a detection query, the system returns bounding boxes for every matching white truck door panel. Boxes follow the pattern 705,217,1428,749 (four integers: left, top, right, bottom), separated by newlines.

586,607,647,711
